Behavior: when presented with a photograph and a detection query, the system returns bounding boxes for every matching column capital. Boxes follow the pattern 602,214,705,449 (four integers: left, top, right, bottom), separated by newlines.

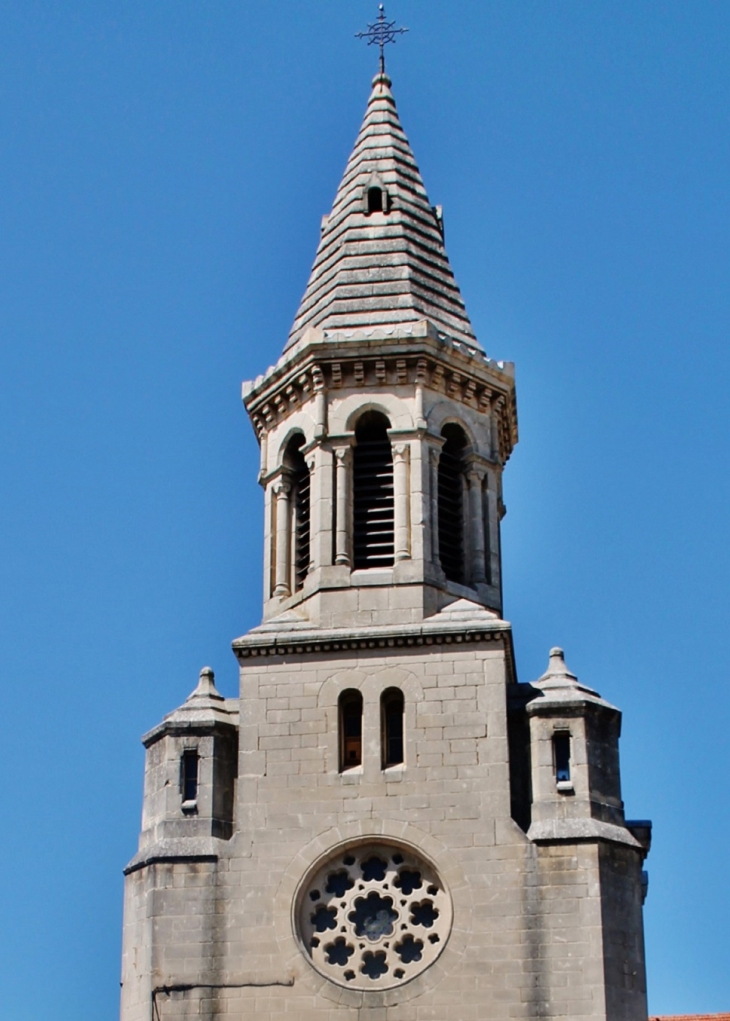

328,433,355,453
272,476,291,498
465,464,488,486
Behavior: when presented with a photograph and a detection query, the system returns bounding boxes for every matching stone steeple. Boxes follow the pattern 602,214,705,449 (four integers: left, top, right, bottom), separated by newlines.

243,71,517,630
287,72,477,349
120,63,651,1021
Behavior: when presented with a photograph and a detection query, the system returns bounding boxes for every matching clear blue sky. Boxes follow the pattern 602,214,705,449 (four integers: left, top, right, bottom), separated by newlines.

0,2,728,1018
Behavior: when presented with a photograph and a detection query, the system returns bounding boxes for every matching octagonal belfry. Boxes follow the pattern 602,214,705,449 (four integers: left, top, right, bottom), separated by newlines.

120,68,651,1021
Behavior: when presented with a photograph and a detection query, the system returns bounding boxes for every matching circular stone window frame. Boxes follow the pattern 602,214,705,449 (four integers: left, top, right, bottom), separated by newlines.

294,840,453,993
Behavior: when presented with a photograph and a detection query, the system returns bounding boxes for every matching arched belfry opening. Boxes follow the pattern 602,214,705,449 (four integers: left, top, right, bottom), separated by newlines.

283,434,311,592
438,423,468,585
353,411,394,569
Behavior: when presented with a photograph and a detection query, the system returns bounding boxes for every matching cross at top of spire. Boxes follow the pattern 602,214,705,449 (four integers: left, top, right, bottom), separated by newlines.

356,4,408,74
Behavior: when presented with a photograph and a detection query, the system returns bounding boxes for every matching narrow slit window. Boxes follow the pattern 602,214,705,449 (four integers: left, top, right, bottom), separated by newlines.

367,186,383,213
181,750,199,804
353,411,394,569
381,688,404,768
339,690,363,771
553,732,571,783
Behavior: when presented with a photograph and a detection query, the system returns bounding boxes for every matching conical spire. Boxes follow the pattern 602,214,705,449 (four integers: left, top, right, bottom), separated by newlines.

535,647,602,699
286,72,478,350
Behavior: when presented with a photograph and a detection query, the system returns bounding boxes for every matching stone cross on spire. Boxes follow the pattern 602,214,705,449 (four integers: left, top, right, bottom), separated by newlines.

356,4,408,74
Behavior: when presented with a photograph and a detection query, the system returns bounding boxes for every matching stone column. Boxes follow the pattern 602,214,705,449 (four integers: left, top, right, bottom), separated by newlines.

486,467,500,592
491,396,505,464
273,477,292,597
466,466,487,585
263,479,274,601
429,445,441,568
392,443,411,562
305,451,317,574
252,416,267,482
312,364,327,440
333,446,351,567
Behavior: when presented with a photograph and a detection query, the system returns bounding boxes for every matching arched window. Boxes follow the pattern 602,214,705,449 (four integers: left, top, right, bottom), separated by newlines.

381,688,404,768
353,411,394,569
283,435,310,591
339,690,363,771
367,186,383,213
438,424,467,584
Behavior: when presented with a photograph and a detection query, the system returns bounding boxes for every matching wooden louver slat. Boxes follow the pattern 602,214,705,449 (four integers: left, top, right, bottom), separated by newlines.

438,430,466,584
353,416,394,569
294,467,311,591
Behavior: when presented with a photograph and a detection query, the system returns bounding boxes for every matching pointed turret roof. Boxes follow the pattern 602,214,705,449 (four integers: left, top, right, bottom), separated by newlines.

286,72,478,350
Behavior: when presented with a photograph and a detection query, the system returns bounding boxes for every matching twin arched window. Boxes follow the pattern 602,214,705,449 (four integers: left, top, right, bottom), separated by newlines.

338,688,404,772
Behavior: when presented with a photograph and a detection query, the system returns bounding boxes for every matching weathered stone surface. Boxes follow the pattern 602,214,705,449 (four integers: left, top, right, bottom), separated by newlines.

287,73,477,348
119,69,651,1021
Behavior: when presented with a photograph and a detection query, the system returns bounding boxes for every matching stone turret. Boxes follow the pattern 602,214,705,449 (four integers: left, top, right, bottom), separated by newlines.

527,647,641,844
126,667,239,868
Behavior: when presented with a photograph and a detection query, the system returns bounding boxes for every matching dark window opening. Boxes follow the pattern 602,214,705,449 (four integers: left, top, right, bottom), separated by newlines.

353,411,394,568
284,435,311,591
553,732,571,783
181,750,199,803
339,690,363,771
381,688,404,768
367,186,383,213
438,424,467,584
507,685,535,833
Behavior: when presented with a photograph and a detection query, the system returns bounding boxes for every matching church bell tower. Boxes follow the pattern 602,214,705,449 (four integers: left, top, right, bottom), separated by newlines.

120,62,651,1021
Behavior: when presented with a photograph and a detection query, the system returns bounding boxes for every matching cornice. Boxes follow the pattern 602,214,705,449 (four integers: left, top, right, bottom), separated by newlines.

242,323,518,461
232,617,516,681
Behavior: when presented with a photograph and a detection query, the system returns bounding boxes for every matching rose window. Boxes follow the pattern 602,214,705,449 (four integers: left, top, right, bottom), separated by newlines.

297,844,452,990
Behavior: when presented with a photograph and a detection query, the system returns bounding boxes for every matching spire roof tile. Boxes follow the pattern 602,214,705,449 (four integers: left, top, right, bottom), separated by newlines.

286,72,479,350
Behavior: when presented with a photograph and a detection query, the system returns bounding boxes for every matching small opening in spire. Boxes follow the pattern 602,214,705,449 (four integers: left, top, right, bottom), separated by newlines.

367,186,384,214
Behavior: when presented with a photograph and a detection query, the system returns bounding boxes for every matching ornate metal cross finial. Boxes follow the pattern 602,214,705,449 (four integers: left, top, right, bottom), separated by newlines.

356,5,408,75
